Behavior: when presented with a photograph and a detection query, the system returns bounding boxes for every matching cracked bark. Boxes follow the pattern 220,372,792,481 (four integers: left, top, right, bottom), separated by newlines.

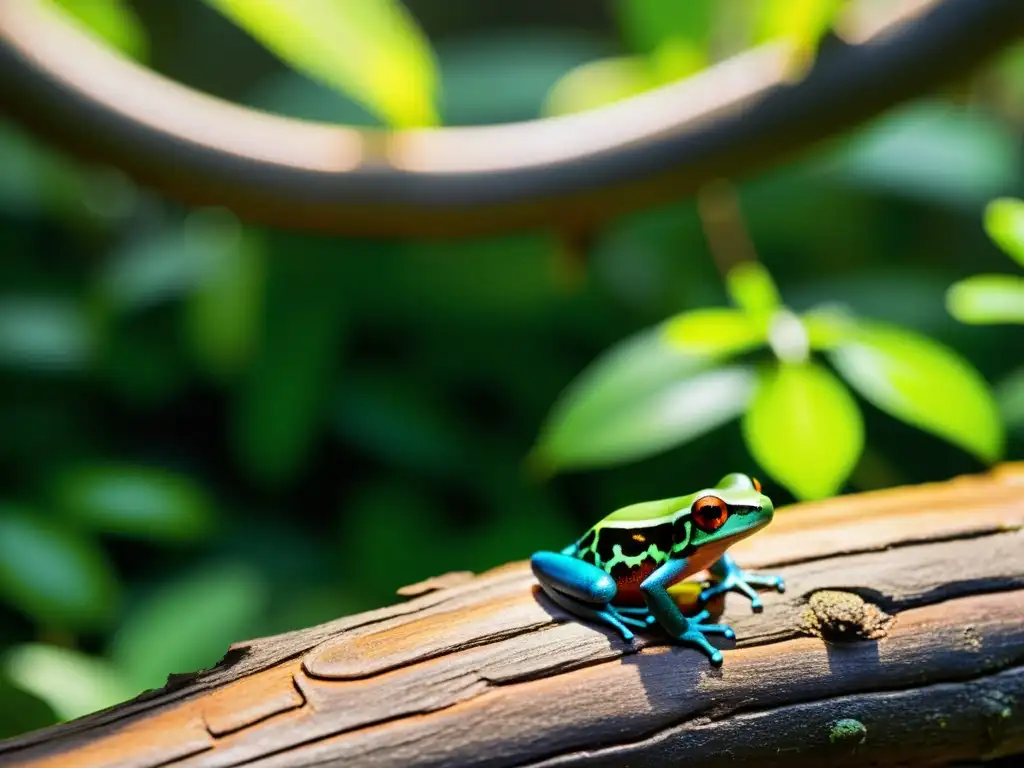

2,465,1024,768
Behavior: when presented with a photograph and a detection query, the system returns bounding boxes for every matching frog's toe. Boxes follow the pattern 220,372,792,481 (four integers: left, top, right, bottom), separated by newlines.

698,584,727,604
607,605,655,630
741,589,765,614
678,628,727,666
745,573,786,592
688,612,736,640
734,580,761,605
696,623,735,640
615,614,651,630
613,606,653,615
597,611,635,642
701,570,785,610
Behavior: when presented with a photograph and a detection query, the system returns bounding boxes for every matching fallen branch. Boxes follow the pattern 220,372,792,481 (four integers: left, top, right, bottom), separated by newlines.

1,0,1022,237
2,465,1024,767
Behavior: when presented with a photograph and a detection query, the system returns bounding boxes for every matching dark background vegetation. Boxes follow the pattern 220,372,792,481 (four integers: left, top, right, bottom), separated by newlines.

0,0,1022,737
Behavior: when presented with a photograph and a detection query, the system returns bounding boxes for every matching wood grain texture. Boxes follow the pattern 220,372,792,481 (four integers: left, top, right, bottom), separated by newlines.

2,465,1024,768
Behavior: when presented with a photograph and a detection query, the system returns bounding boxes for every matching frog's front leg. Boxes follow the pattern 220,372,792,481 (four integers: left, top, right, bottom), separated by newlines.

530,551,652,642
699,552,785,613
640,557,735,666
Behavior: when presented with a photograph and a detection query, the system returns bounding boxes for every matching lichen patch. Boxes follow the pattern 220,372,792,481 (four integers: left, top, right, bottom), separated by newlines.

828,717,867,747
799,590,894,642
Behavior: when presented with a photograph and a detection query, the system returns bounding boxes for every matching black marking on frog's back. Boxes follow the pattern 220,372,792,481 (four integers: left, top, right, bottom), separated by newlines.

579,548,599,566
672,515,692,554
595,523,674,563
577,528,597,552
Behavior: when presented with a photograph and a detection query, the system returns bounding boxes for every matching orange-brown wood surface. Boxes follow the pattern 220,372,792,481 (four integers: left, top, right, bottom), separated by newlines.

2,466,1024,768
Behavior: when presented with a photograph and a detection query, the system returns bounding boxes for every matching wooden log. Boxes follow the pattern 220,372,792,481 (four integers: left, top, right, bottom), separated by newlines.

2,465,1024,768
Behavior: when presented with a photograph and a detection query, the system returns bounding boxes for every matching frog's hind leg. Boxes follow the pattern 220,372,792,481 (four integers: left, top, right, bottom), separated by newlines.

535,581,641,641
530,551,646,641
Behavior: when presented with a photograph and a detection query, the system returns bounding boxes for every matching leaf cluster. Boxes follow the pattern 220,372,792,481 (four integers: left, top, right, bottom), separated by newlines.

534,259,1004,500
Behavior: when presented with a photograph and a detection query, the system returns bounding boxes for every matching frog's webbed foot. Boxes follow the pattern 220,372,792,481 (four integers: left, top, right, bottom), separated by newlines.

610,605,658,626
639,558,735,666
700,553,785,613
664,610,735,666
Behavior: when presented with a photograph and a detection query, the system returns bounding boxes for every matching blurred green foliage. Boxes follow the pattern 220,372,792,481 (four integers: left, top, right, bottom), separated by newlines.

534,260,1004,498
201,0,439,127
945,197,1024,440
946,197,1024,325
45,0,148,61
0,0,1022,738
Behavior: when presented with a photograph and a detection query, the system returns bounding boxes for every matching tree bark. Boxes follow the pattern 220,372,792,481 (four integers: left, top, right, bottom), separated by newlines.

2,465,1024,768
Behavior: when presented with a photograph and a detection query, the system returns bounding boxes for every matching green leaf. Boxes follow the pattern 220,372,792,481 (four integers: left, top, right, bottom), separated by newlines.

0,298,94,372
662,308,766,357
0,121,95,222
533,361,756,473
183,213,266,379
993,43,1024,127
996,366,1024,436
755,0,844,67
725,262,781,321
101,230,208,312
230,252,346,485
802,305,858,350
3,644,133,722
110,562,267,693
201,0,438,128
983,197,1024,268
0,509,119,631
742,362,863,500
946,274,1024,324
613,0,713,57
543,55,660,117
437,32,611,125
649,38,707,82
45,0,148,61
53,465,217,543
543,7,708,118
533,326,706,470
827,321,1004,462
832,102,1019,210
0,122,48,218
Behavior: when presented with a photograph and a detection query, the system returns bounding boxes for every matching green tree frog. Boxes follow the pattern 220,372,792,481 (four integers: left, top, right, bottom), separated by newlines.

531,472,783,665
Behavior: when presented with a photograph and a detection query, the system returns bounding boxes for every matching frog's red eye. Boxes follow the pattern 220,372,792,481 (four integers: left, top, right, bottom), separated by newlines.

752,476,762,493
692,495,729,532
